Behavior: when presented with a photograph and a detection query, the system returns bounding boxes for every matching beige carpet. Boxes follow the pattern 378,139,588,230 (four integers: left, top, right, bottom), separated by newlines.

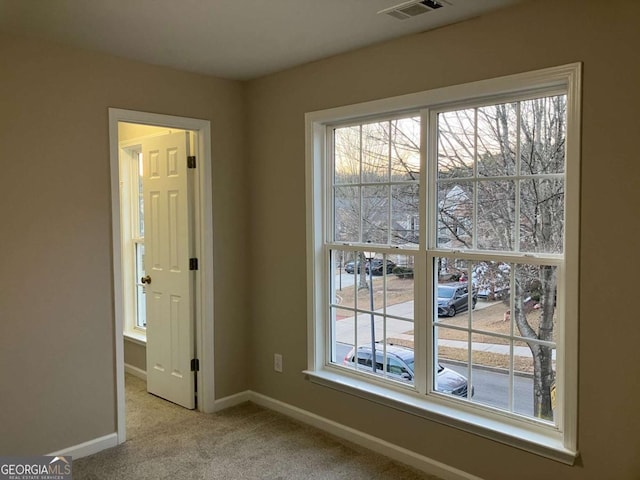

73,374,443,479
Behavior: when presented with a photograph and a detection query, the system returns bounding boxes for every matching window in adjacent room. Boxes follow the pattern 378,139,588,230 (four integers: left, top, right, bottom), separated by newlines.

120,146,147,341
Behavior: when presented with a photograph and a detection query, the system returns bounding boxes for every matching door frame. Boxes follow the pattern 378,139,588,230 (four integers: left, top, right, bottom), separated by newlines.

108,108,215,444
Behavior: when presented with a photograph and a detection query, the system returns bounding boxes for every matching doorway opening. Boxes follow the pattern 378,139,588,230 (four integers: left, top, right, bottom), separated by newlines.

109,109,215,444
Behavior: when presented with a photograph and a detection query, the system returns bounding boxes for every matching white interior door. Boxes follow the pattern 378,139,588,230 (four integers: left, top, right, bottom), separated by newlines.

142,131,195,409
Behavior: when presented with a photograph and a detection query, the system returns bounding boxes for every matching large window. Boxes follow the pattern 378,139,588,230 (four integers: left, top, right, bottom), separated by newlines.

306,64,580,463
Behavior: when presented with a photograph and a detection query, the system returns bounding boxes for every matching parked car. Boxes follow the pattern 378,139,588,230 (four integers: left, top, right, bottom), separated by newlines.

369,259,396,275
437,283,477,317
343,259,396,276
344,343,472,397
344,260,360,274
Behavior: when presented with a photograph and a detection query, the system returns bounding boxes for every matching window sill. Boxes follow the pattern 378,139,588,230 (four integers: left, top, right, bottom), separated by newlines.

304,368,578,465
123,331,146,346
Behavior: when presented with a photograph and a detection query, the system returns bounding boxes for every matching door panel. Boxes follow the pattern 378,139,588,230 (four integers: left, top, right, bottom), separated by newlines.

143,131,195,409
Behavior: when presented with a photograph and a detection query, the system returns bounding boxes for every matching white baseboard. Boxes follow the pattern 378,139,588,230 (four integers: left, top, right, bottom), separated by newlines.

124,363,147,380
212,390,251,412
248,391,483,480
48,433,118,460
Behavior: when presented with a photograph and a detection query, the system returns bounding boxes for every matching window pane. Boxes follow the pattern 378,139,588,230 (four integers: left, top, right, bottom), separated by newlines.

436,257,468,285
334,186,360,242
137,152,144,237
512,264,557,422
331,307,356,364
353,314,385,369
332,250,359,309
391,184,419,245
519,178,564,254
331,250,366,365
333,250,415,386
477,103,517,177
362,184,389,244
362,121,390,183
477,180,516,251
357,267,384,313
471,333,509,409
433,258,558,422
512,339,534,418
435,325,471,398
437,182,473,248
390,117,421,182
474,261,511,303
386,254,414,321
438,109,475,179
135,243,146,328
512,341,556,423
436,95,567,256
378,340,415,385
333,116,419,248
334,126,361,185
469,296,510,337
513,264,557,342
436,276,475,320
520,95,566,175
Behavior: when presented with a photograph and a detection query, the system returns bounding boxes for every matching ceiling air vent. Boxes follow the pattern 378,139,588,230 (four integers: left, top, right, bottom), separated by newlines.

378,0,451,20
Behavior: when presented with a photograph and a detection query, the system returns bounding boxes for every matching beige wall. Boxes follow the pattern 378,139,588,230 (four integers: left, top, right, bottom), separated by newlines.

0,32,249,454
245,0,640,479
124,339,146,372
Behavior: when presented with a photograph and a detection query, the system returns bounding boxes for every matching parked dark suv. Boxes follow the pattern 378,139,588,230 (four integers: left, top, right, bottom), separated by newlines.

344,259,396,275
437,283,477,317
344,343,471,397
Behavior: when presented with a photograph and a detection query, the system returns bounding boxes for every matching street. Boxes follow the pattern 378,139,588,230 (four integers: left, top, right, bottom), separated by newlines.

445,361,533,415
334,342,534,417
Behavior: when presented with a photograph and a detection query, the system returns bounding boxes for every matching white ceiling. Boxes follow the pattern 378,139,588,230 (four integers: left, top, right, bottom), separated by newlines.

0,0,523,80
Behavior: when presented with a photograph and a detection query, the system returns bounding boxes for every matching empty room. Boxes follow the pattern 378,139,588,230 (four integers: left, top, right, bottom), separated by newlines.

1,1,639,479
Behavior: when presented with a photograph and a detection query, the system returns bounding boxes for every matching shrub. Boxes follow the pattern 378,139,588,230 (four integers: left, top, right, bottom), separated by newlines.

393,265,414,279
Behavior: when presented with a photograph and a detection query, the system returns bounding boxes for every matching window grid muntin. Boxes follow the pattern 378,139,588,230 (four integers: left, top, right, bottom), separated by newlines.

133,240,146,329
434,96,566,255
429,250,562,426
430,92,566,427
327,243,417,387
331,115,421,247
310,64,581,446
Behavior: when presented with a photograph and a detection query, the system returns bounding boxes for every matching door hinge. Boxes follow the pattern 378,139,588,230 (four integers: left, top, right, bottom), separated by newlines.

187,156,196,169
189,258,198,270
191,358,200,372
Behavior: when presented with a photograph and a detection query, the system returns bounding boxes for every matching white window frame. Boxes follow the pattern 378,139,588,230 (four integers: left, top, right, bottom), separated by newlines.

305,64,581,464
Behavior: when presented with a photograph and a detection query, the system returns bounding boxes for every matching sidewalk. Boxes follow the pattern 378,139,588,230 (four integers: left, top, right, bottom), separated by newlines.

335,309,554,360
438,339,533,358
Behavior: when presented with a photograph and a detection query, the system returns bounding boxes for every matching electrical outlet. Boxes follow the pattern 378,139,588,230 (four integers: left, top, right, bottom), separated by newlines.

274,353,283,373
